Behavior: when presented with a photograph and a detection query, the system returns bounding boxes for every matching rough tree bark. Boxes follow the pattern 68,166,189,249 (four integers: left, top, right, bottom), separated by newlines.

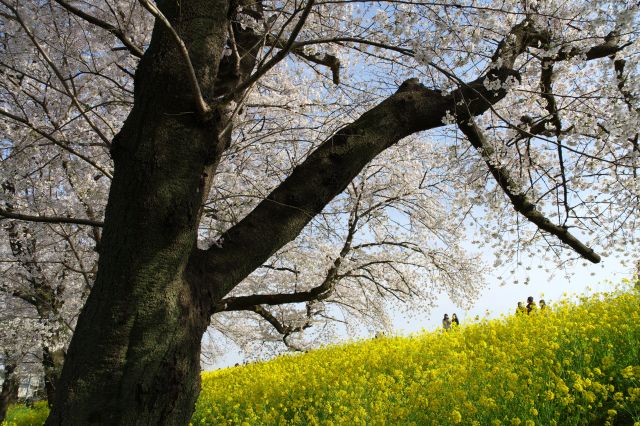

0,356,19,424
41,348,64,409
45,0,232,423
44,4,605,426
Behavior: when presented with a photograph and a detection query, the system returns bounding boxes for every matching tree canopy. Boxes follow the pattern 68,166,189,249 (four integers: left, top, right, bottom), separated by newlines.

0,0,638,423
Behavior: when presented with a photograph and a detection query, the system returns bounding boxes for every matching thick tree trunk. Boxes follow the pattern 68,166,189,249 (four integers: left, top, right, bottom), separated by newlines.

44,4,557,424
0,359,19,424
45,1,231,424
42,347,64,408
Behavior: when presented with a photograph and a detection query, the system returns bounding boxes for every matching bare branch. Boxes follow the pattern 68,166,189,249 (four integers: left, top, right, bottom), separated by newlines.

258,264,300,275
215,210,359,313
250,305,311,351
457,119,600,263
0,109,113,179
266,34,340,84
0,208,104,228
53,0,144,58
1,1,113,147
215,0,317,104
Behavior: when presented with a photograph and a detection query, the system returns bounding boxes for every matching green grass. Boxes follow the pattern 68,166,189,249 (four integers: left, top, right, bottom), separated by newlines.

2,401,48,426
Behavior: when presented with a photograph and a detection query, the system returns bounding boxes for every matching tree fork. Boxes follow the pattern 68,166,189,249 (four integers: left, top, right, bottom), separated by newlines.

46,0,233,423
41,9,608,425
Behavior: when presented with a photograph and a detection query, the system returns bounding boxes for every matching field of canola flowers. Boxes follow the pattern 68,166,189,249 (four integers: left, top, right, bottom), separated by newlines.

192,284,640,426
4,283,640,426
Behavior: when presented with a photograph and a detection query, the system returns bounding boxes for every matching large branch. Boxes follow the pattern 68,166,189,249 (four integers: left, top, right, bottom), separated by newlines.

186,19,593,301
188,68,518,298
457,119,600,263
214,285,330,312
214,212,358,312
553,31,629,62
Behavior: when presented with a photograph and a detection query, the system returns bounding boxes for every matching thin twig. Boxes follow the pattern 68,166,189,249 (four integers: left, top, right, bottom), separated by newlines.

53,0,144,58
2,0,113,147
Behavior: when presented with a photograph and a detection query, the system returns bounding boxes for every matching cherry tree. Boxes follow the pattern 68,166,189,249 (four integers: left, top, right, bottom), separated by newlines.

0,353,19,424
1,176,95,403
0,300,38,423
0,0,638,424
210,137,485,355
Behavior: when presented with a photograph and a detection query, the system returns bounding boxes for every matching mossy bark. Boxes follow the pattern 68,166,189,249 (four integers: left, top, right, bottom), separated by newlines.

45,1,231,424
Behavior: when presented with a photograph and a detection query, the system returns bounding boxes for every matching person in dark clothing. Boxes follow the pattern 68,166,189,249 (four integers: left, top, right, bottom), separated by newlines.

526,296,537,314
451,313,460,327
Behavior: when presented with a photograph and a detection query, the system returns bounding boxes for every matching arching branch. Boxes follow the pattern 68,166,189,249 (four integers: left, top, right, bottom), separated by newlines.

186,18,605,302
457,119,600,263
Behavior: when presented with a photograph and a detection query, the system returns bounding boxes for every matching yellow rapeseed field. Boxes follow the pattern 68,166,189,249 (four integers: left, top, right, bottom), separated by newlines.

3,282,640,426
192,282,640,425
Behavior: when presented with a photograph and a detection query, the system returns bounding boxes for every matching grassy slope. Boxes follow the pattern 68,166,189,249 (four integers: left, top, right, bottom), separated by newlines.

4,286,640,426
3,402,48,426
193,287,640,425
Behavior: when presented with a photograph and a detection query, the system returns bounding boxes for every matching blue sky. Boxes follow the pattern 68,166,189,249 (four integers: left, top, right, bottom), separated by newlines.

207,251,634,370
393,252,633,334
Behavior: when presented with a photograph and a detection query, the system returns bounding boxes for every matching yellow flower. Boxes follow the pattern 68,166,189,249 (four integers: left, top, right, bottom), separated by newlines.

450,409,462,424
621,365,636,379
188,287,640,426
